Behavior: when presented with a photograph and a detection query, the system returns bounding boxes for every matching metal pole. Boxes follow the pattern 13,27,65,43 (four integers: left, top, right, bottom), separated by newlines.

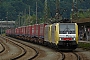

1,19,2,35
0,19,1,35
36,2,37,24
21,11,24,26
71,0,74,23
29,6,30,25
18,13,21,27
44,0,48,23
24,9,26,26
19,14,21,26
7,12,8,29
55,0,60,20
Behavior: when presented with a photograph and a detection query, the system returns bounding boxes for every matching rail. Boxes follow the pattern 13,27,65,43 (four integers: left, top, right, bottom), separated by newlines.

5,36,39,60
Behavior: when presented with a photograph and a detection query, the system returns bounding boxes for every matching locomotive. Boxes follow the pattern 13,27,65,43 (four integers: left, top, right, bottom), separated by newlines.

5,23,78,50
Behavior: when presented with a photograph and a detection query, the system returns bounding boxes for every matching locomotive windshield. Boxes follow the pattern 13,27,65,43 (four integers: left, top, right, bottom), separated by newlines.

59,23,75,34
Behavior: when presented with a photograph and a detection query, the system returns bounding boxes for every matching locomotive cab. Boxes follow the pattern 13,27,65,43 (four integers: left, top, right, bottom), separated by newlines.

57,23,78,50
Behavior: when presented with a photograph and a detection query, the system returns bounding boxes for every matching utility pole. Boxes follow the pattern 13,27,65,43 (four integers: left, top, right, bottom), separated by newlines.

0,19,4,35
20,11,23,26
0,19,2,35
23,9,26,26
29,6,30,25
44,0,48,23
18,13,21,27
21,11,24,26
7,12,8,29
36,2,37,24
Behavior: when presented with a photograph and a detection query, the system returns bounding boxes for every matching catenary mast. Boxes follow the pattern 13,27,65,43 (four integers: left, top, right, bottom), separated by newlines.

44,0,48,23
55,0,62,21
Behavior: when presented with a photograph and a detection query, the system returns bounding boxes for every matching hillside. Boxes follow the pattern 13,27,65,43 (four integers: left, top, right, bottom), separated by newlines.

0,0,90,24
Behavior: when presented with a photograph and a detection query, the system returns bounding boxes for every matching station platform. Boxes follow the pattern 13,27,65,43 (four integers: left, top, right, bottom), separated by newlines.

79,40,90,43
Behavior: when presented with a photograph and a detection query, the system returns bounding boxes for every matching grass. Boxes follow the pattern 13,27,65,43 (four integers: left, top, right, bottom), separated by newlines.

78,42,90,50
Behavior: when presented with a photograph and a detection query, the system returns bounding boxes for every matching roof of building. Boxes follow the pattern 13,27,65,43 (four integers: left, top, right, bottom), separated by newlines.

72,18,90,23
0,21,15,24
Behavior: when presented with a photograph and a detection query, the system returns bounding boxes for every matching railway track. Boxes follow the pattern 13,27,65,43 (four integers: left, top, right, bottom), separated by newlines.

6,36,65,60
0,36,26,59
4,36,83,60
2,36,39,60
72,52,81,60
6,38,27,60
0,36,23,59
0,41,5,53
60,52,65,60
60,51,81,60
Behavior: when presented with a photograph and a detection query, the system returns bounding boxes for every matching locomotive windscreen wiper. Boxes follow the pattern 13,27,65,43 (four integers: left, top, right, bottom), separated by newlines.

63,25,72,34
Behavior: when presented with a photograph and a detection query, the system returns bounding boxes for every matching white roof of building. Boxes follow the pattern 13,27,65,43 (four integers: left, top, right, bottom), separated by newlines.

0,21,15,24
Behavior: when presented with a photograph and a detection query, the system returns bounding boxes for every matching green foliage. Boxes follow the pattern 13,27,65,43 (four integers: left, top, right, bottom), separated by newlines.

0,0,90,24
77,10,90,19
78,42,90,50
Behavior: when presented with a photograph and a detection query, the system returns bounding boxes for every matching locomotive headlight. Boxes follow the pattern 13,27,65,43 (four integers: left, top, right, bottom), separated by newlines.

74,38,75,40
60,38,61,40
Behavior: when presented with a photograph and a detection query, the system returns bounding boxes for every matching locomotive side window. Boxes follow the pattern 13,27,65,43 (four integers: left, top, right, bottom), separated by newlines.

49,27,50,31
59,23,75,34
55,26,56,31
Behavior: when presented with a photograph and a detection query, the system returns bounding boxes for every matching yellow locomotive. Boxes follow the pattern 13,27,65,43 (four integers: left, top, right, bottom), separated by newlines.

44,23,78,50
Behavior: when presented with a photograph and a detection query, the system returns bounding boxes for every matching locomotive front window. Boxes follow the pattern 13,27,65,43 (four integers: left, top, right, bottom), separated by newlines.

59,24,75,34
